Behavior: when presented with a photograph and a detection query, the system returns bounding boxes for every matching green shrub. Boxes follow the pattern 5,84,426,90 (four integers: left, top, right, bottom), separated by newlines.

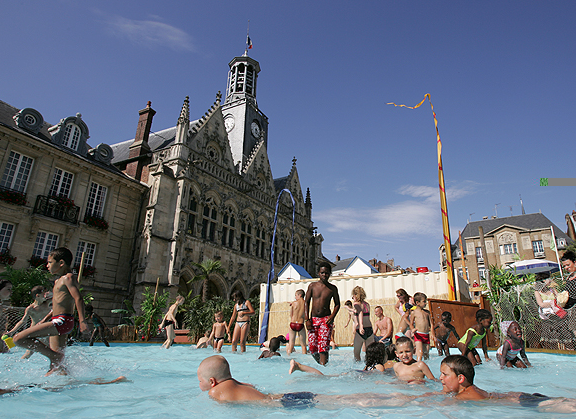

0,266,52,307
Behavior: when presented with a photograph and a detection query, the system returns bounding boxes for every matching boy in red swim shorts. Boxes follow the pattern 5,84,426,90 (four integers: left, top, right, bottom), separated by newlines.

305,262,340,366
287,289,307,355
14,247,87,375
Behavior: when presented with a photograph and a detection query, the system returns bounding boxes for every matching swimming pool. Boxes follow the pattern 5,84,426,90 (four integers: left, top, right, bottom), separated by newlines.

2,344,576,418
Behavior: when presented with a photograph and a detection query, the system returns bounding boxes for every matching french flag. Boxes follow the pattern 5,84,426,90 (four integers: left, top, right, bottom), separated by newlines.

247,35,253,49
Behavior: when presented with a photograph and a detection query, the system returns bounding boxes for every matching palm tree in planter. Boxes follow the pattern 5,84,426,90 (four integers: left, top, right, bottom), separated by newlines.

188,259,226,302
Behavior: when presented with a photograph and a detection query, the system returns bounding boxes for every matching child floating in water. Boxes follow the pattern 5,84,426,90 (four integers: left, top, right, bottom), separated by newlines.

496,321,531,369
433,311,460,357
457,308,492,366
393,336,436,383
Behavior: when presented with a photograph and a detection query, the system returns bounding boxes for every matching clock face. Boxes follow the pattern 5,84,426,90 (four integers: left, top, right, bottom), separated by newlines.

224,115,235,132
251,120,261,138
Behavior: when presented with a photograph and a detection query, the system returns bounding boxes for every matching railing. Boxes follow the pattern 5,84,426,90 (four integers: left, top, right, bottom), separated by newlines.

33,195,79,224
534,251,545,258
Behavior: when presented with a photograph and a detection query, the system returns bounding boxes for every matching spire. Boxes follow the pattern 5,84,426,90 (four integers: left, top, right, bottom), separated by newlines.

176,96,190,144
305,187,312,218
178,96,189,125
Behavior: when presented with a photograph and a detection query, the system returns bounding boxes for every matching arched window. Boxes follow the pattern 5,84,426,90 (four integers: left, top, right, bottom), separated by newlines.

221,212,235,248
255,227,266,259
240,221,252,253
62,123,81,150
187,196,198,236
201,204,217,242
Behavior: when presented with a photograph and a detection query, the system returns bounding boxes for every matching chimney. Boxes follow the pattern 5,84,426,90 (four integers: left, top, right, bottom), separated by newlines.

335,255,340,261
126,101,155,181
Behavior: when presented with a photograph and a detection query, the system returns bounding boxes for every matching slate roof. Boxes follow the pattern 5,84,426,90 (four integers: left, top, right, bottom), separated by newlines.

455,213,571,248
278,262,312,279
0,100,132,179
274,176,288,192
332,257,355,272
110,125,181,164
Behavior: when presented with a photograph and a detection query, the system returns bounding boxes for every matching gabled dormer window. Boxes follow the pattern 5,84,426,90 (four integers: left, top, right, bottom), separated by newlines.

62,123,81,150
48,113,90,157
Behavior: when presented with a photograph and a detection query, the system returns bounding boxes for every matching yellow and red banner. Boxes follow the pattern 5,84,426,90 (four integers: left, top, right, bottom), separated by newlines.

388,94,455,300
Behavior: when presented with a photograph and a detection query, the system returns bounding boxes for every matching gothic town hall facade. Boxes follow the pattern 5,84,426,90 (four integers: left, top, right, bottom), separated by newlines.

111,52,323,305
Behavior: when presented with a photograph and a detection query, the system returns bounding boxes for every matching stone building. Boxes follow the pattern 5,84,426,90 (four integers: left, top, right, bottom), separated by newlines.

0,100,147,317
111,51,322,304
440,213,572,287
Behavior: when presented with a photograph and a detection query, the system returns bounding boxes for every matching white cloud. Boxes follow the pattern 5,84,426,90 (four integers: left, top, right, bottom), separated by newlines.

104,15,195,52
316,183,476,238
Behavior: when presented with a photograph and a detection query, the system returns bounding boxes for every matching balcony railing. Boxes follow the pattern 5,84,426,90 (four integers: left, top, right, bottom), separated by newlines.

33,195,79,224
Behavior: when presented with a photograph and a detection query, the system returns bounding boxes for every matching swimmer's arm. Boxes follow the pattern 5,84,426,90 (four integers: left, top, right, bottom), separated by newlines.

481,335,490,360
65,275,88,332
208,324,216,342
499,341,510,368
420,362,437,381
384,317,393,338
344,308,353,327
463,329,474,349
7,306,31,335
407,310,416,333
520,348,532,367
428,313,436,341
304,284,313,329
450,325,460,341
356,303,365,333
244,300,255,316
227,305,238,332
326,288,340,325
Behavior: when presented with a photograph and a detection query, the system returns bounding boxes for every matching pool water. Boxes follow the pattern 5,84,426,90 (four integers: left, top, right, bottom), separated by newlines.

2,344,576,418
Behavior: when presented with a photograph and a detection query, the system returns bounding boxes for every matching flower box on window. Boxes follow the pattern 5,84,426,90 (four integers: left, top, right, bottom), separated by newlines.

0,187,26,206
84,214,109,231
49,195,75,209
0,248,16,266
74,264,96,278
28,255,47,269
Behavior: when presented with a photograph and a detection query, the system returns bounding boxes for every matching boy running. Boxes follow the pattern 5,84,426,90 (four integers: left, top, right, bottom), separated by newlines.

14,247,88,374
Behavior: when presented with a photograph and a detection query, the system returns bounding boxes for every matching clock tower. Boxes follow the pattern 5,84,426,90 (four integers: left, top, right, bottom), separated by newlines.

222,52,269,172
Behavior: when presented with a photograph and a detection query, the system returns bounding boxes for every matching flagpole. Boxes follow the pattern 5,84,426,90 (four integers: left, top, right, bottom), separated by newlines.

387,94,456,300
245,20,250,56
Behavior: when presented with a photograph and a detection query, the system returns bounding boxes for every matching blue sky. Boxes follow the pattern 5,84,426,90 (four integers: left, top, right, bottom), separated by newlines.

2,1,575,271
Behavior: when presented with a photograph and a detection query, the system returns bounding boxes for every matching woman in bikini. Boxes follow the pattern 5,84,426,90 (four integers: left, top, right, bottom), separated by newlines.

352,286,374,362
228,290,254,353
